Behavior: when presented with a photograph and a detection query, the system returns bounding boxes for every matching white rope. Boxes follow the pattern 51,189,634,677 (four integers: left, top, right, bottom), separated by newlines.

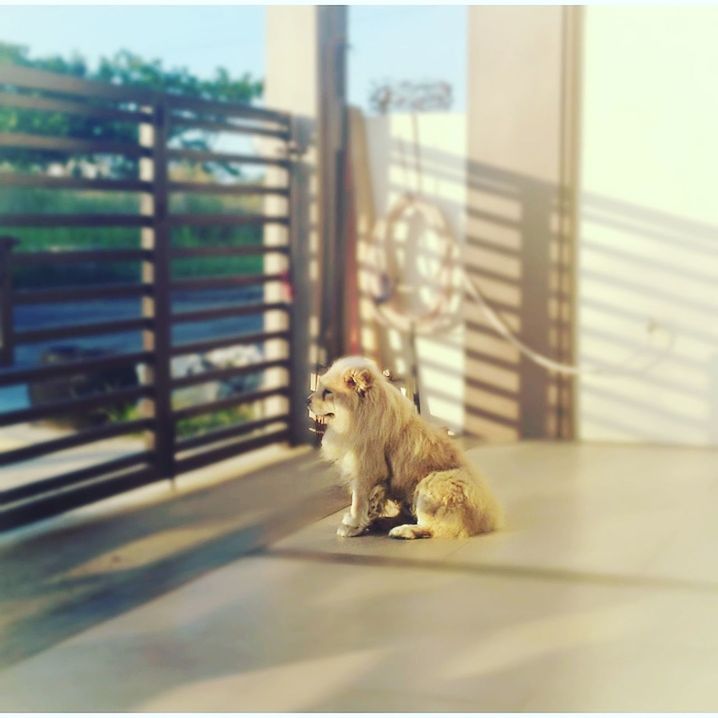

366,115,675,377
461,267,675,376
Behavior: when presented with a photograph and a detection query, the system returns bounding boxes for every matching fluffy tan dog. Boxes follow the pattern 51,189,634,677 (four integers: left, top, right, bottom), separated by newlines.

308,356,503,539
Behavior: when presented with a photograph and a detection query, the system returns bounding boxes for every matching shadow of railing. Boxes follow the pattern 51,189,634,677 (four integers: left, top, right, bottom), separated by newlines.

0,449,344,670
578,192,718,445
464,154,574,441
350,113,717,445
352,120,573,440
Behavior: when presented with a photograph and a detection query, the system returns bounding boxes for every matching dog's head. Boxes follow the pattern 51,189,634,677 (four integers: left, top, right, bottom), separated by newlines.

307,356,383,431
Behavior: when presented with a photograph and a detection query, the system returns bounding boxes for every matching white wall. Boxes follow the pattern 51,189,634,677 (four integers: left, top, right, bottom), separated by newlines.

351,112,467,432
578,7,718,446
263,6,320,437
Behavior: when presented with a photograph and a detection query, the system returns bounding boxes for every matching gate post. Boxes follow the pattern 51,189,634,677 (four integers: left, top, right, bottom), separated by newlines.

0,235,18,368
139,100,175,478
286,121,313,445
316,6,349,367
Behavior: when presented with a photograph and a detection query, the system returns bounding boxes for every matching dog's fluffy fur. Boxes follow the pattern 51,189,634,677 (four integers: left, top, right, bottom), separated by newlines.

308,356,503,539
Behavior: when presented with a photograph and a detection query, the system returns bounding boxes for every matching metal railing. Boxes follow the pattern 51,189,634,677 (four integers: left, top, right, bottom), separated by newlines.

0,65,300,530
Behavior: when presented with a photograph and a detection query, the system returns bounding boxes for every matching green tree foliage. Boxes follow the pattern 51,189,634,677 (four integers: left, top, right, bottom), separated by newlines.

0,42,263,175
0,43,266,286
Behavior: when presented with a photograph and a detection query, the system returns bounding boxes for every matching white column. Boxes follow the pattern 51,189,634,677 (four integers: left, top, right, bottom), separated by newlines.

264,7,341,443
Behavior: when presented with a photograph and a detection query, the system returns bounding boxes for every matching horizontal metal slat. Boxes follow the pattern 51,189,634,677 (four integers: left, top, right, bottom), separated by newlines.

167,213,288,227
0,466,160,532
13,283,152,304
0,66,290,125
0,385,151,428
171,273,286,293
0,91,153,123
168,180,288,197
15,317,153,344
172,302,289,325
170,117,290,140
170,245,289,259
0,65,157,104
0,132,151,157
0,173,152,193
0,351,152,387
0,214,153,228
167,148,289,168
0,450,155,507
13,249,152,265
176,414,289,453
0,418,154,468
174,429,289,475
171,332,289,359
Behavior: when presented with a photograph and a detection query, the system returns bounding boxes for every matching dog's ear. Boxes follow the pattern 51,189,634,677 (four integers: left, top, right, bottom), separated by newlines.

343,368,372,397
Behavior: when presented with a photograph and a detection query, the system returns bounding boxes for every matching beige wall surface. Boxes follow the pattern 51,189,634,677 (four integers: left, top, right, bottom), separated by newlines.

465,7,575,442
578,7,718,446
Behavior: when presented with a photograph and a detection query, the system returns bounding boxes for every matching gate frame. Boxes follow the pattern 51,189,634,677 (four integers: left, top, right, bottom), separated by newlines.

0,65,303,530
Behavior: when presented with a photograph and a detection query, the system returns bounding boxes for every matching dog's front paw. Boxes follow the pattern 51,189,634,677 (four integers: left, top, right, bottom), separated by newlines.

337,522,365,538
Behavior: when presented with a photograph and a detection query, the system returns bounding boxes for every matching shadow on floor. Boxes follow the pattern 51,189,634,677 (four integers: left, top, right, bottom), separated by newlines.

0,448,346,669
259,545,718,596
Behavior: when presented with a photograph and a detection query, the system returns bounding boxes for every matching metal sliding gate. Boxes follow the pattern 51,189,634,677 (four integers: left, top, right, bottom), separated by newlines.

0,66,300,530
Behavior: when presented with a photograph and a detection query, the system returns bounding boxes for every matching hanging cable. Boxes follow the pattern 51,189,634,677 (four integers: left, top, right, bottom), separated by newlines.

366,112,675,377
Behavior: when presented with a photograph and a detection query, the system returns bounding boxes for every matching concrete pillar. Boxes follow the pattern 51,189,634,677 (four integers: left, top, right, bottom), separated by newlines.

264,7,347,444
465,6,580,440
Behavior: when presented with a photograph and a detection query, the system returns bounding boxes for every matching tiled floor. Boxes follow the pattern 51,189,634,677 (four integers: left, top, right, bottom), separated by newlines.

1,441,717,711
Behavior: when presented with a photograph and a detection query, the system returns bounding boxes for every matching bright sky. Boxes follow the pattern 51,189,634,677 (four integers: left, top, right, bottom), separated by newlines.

0,5,466,113
350,6,466,112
